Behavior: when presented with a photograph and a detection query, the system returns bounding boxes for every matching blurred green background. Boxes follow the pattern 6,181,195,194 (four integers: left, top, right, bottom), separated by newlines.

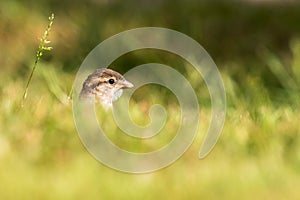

1,0,300,199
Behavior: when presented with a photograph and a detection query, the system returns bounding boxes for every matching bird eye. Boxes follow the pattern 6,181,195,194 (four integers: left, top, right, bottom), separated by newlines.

108,79,115,84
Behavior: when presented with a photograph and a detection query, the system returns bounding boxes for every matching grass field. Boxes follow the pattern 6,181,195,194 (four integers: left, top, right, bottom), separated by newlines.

0,0,300,199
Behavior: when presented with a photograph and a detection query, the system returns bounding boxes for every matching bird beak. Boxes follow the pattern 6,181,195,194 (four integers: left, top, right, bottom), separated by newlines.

120,79,134,89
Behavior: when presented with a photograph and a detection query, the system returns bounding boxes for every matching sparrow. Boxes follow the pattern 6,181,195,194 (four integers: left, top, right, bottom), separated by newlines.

79,68,133,108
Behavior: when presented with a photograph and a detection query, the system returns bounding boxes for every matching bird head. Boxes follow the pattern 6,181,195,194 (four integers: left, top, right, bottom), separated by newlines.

80,68,133,108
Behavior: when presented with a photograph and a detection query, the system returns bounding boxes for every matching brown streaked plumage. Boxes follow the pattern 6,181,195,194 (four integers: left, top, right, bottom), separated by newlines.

79,68,133,108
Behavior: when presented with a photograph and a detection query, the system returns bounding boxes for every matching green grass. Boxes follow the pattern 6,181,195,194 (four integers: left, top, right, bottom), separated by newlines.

22,13,54,106
1,61,299,199
1,0,300,199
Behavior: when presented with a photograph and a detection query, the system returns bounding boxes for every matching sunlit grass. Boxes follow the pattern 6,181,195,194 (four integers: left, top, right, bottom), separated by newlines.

22,13,55,106
1,58,300,199
1,41,300,199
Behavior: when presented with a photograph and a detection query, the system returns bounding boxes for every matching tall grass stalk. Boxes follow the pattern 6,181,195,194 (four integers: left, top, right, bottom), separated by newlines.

21,13,55,106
